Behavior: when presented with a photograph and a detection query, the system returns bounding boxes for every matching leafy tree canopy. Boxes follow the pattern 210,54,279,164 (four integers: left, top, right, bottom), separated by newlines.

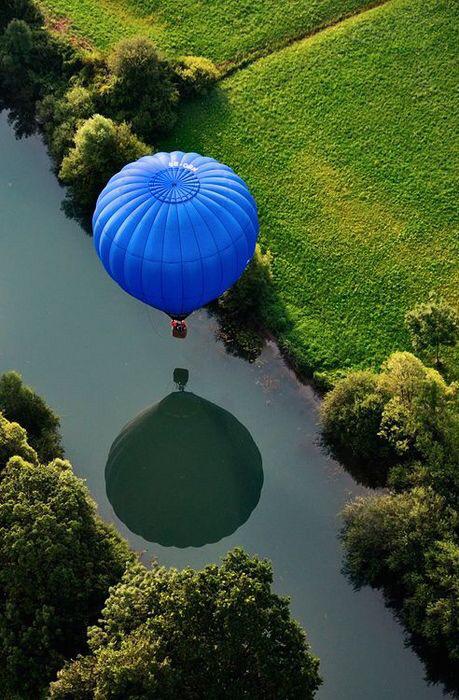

405,297,459,366
59,114,150,222
0,456,133,698
0,371,63,463
342,487,459,690
50,548,321,700
0,0,43,32
0,411,37,472
0,18,72,136
320,352,457,486
104,37,179,142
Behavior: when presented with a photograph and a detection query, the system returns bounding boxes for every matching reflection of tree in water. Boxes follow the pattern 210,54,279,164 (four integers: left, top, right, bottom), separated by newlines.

106,371,263,548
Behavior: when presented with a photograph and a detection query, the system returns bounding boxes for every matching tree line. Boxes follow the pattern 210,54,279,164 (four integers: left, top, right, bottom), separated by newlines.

320,298,459,694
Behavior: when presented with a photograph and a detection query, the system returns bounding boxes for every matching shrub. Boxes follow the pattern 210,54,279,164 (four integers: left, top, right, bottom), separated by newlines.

219,244,273,323
0,18,72,136
0,456,133,697
50,548,321,699
0,371,63,463
320,370,393,484
213,244,273,361
174,55,220,97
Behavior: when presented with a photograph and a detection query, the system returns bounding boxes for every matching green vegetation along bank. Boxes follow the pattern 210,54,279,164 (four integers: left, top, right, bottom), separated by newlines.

0,372,320,698
164,0,459,377
320,347,458,692
38,0,376,65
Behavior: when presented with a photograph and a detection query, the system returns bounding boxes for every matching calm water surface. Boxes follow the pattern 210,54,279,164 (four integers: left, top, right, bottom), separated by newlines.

0,113,445,699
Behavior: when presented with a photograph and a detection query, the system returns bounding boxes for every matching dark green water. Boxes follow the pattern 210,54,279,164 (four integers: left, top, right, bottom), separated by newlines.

0,113,445,699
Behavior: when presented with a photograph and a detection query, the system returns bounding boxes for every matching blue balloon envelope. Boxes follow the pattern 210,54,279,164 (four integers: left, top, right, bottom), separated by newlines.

93,151,259,318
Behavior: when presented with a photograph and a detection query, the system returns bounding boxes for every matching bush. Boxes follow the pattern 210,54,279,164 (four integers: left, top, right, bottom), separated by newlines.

0,456,133,698
320,370,393,485
50,548,321,699
174,55,220,97
59,114,150,221
219,244,273,322
0,371,63,463
104,37,179,142
213,245,273,361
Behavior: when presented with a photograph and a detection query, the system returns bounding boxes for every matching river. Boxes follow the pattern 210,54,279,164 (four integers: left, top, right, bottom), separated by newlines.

0,113,445,699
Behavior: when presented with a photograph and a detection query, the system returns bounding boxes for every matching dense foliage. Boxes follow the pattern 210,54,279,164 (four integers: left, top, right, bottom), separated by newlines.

213,244,274,360
0,0,42,31
0,412,37,472
0,455,133,698
165,0,459,375
342,487,459,691
0,15,73,136
0,371,63,463
333,349,459,691
405,297,459,367
174,55,220,97
320,352,457,485
105,37,178,142
59,114,150,222
50,548,321,699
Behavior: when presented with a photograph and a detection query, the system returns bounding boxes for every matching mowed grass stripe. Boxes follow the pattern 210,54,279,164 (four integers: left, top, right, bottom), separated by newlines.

164,0,459,373
38,0,377,63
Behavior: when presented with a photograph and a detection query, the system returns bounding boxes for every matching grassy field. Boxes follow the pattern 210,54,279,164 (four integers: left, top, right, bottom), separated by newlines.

38,0,375,64
162,0,459,375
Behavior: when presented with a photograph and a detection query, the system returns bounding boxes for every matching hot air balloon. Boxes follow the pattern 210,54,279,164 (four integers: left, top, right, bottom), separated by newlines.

93,151,259,338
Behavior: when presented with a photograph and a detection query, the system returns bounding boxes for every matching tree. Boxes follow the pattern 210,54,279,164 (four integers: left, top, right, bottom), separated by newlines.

0,411,37,472
104,37,179,142
377,352,454,458
59,114,150,220
405,298,459,366
0,18,72,137
341,487,459,690
0,456,133,698
38,85,97,163
320,352,457,486
320,370,394,485
50,548,321,699
0,0,43,32
0,371,63,463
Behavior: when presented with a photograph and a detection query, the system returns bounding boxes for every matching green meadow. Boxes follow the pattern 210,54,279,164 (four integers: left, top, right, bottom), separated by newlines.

38,0,374,63
36,0,458,375
163,0,458,374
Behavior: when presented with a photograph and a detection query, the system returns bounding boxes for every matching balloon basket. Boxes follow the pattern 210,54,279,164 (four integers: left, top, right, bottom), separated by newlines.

171,320,188,339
